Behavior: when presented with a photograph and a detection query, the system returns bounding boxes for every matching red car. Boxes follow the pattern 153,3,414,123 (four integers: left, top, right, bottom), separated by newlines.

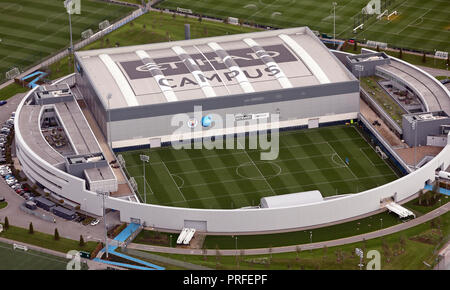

16,189,24,195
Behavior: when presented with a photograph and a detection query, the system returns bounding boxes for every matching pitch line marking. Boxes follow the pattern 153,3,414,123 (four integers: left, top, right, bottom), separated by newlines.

359,148,376,166
162,173,398,206
351,125,401,179
0,244,68,266
160,159,187,202
123,137,362,168
126,152,338,175
238,139,276,196
136,175,155,197
171,174,185,188
326,141,358,179
0,5,109,64
396,8,431,35
235,162,282,181
181,164,349,189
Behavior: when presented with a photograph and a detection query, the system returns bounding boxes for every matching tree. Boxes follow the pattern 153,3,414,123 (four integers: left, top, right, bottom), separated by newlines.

447,55,449,66
353,41,358,51
422,52,426,63
198,15,203,23
172,12,176,19
54,228,60,241
376,45,380,52
399,48,403,59
29,222,34,234
4,216,9,230
79,235,85,247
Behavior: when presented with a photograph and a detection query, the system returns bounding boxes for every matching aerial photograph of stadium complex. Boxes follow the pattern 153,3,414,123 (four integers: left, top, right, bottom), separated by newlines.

0,0,449,275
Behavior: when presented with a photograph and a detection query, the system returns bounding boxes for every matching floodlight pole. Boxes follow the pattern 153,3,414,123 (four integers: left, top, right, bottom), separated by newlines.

97,192,109,258
333,2,337,49
107,93,112,150
413,120,417,170
64,0,74,72
140,155,150,203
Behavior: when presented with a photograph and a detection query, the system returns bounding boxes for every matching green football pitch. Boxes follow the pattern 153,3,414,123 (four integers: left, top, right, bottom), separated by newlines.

156,0,450,52
0,0,134,82
121,125,399,209
0,241,74,270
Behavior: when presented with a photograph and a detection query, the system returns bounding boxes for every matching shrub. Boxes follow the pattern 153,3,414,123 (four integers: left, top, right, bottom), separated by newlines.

79,235,85,247
4,216,9,230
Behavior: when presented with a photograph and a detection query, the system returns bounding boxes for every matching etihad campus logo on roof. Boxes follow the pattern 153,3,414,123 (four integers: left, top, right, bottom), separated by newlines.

170,106,279,161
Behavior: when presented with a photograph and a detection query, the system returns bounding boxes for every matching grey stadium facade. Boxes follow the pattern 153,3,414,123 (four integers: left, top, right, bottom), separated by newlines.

14,27,450,233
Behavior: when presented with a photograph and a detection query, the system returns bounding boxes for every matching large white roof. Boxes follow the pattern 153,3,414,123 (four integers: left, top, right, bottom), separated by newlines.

76,27,354,110
260,190,323,208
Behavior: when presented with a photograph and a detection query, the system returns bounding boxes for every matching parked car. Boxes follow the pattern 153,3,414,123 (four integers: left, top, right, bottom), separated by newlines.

90,219,100,226
6,179,17,185
0,196,5,202
0,101,7,106
6,181,16,186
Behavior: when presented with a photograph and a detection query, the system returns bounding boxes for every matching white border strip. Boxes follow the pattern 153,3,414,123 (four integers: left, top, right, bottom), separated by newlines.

172,46,217,98
136,50,178,102
99,54,139,107
278,34,330,84
207,42,255,94
243,38,293,89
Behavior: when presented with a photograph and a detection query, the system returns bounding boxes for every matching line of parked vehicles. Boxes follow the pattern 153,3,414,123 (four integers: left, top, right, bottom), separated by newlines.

1,164,35,201
0,112,14,164
1,112,36,202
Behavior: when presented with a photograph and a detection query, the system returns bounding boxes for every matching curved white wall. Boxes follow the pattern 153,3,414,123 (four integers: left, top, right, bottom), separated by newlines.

14,74,450,233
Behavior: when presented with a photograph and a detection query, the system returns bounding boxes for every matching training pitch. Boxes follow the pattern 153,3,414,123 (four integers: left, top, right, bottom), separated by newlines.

0,0,134,81
121,125,399,209
0,242,71,270
156,0,450,52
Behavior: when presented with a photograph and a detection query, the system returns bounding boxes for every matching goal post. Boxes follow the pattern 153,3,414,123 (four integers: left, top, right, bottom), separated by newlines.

375,146,388,160
353,23,364,33
377,9,388,20
99,20,110,30
6,67,20,80
81,29,93,40
387,10,397,20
